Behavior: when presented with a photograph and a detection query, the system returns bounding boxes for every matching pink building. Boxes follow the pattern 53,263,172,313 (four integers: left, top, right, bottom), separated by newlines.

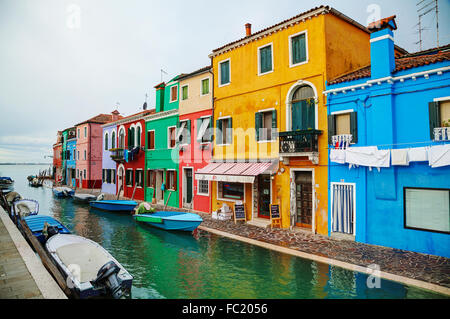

75,111,121,189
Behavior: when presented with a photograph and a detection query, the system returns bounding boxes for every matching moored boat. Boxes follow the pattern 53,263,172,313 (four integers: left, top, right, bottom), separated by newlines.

12,199,39,221
72,193,97,203
23,215,71,244
45,234,133,299
53,187,75,198
89,200,138,213
134,211,203,232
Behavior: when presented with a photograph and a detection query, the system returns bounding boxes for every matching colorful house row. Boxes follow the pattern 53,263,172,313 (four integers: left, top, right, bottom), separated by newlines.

324,16,450,257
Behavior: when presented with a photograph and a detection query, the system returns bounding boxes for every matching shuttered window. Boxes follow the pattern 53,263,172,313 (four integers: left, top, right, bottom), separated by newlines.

111,131,116,149
217,118,233,145
328,112,358,144
147,131,155,150
255,110,277,141
147,170,155,188
135,170,143,187
197,117,212,143
182,85,188,100
291,32,307,65
201,79,209,95
104,133,109,151
219,60,230,86
170,86,178,102
126,169,133,186
168,127,176,148
166,170,177,191
259,44,273,74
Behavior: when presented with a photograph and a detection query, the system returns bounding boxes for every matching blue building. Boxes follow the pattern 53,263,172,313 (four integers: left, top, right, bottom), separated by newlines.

324,16,450,257
66,137,77,187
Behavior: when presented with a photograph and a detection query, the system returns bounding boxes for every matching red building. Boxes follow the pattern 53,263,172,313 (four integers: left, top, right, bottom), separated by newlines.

110,109,154,201
53,131,63,183
177,67,213,213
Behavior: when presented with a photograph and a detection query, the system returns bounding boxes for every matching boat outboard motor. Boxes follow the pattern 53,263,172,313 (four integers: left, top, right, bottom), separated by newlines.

91,261,123,299
43,222,60,240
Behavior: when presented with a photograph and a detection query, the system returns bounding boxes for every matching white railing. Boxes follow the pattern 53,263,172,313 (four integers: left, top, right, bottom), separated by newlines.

434,127,449,141
331,134,353,149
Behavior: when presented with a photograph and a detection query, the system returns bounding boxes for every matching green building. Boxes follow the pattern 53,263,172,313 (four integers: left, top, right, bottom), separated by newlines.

144,75,182,207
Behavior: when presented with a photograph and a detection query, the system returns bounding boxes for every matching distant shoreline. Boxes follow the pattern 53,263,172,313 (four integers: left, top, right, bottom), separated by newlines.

0,163,52,165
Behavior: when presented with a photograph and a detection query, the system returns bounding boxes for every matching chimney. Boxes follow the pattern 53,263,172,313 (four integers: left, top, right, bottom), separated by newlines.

154,82,166,113
111,110,120,121
245,23,252,37
368,16,397,79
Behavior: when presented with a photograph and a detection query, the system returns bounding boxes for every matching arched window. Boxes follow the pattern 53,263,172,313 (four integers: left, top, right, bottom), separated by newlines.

291,85,315,131
104,132,109,151
128,127,135,150
111,131,116,149
136,126,141,147
119,128,125,149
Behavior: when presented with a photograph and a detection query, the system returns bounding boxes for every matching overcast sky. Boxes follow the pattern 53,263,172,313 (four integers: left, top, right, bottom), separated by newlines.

0,0,449,163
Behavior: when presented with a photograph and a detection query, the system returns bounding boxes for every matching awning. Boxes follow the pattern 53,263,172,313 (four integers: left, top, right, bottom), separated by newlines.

195,161,278,184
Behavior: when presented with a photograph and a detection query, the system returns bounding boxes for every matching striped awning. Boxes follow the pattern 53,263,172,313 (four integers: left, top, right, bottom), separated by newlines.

195,161,278,183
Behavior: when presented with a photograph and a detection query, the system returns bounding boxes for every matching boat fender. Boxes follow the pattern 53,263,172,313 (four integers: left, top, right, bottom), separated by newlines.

91,261,123,299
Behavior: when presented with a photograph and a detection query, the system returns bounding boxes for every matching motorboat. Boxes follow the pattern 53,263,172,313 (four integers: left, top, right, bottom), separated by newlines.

12,199,39,221
23,215,71,244
53,187,75,198
89,200,138,213
72,193,97,203
134,210,203,232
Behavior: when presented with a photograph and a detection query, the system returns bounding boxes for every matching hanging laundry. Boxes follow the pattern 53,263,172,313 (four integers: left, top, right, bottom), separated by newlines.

124,149,129,163
330,149,346,164
345,146,390,168
407,147,428,162
428,144,450,168
391,149,409,166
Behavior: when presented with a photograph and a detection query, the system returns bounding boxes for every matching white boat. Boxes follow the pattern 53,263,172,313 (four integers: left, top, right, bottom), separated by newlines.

72,193,97,203
45,234,133,299
13,199,39,219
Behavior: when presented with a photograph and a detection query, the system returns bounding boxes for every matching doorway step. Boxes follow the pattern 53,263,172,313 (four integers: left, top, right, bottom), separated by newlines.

247,217,271,229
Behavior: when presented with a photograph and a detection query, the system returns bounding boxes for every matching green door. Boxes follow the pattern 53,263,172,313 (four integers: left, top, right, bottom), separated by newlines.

292,99,315,131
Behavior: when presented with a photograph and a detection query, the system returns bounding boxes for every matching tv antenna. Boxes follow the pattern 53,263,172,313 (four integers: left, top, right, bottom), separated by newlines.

161,69,168,82
416,0,440,50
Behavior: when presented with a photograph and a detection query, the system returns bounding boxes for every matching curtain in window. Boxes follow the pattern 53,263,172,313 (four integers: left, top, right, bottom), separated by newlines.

260,46,272,73
292,34,306,64
220,61,230,84
332,184,354,234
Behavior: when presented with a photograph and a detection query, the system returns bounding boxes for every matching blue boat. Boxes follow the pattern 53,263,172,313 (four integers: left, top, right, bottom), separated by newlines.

134,211,203,232
89,200,138,213
53,187,75,198
23,215,71,244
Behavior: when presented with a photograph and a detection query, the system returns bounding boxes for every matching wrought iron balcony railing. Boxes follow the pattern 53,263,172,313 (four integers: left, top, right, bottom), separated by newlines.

434,127,449,141
279,129,322,154
110,148,125,163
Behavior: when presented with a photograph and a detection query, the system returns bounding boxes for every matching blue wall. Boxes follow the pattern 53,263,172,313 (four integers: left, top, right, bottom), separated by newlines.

66,139,77,186
326,54,450,257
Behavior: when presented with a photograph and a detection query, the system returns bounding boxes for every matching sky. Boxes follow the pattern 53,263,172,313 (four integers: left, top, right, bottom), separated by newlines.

0,0,449,163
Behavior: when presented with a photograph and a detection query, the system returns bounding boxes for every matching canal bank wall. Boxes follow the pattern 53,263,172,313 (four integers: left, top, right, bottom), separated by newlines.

0,206,66,299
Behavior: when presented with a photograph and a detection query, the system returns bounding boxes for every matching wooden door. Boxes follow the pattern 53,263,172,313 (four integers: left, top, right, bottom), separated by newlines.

295,171,313,228
258,174,271,219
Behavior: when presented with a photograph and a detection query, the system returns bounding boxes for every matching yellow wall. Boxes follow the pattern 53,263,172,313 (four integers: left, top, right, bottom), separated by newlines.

211,12,371,234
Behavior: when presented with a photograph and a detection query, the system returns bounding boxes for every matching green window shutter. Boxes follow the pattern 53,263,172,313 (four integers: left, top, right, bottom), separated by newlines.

428,102,440,140
220,61,230,85
137,126,141,147
226,118,233,144
255,112,262,141
197,118,202,140
292,34,306,65
272,110,277,140
260,46,272,74
187,120,191,144
182,86,188,100
350,112,358,143
216,119,222,144
327,114,336,145
127,128,131,149
202,79,209,94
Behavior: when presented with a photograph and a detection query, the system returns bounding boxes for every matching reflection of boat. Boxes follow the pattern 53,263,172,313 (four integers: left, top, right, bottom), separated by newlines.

134,211,203,232
72,193,97,203
53,187,75,198
12,199,39,220
23,215,71,244
46,234,133,299
89,200,137,213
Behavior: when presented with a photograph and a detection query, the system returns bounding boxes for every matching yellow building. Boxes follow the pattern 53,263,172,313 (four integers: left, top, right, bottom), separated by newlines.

196,6,405,235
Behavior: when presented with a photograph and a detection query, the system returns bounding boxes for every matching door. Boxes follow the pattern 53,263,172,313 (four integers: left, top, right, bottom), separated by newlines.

184,168,193,209
118,167,124,196
156,170,164,203
295,171,312,228
258,174,271,219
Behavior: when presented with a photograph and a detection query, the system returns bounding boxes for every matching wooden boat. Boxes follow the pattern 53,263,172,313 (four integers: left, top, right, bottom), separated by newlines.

45,234,133,299
23,215,71,245
134,211,203,232
72,193,97,203
89,200,138,213
53,187,75,198
12,199,39,221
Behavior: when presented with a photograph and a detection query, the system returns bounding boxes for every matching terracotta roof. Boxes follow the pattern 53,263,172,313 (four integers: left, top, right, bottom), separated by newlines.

106,109,155,126
177,66,212,81
328,44,450,85
368,15,397,32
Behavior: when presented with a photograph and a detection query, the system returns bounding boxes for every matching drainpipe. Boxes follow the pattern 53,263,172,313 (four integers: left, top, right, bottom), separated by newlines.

209,57,214,215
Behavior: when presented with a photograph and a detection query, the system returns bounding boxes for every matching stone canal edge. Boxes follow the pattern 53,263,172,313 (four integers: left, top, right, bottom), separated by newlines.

198,225,450,297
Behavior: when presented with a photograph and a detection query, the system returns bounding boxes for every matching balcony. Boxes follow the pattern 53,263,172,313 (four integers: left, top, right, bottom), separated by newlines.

279,129,322,164
434,127,449,141
110,148,125,163
331,134,353,149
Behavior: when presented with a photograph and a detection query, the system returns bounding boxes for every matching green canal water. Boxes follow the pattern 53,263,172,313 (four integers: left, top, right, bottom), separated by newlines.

1,165,447,299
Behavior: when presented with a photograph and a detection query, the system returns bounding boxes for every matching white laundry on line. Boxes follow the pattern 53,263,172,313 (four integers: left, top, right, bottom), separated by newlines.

428,144,450,168
408,147,428,162
330,149,346,164
391,149,409,166
345,146,390,168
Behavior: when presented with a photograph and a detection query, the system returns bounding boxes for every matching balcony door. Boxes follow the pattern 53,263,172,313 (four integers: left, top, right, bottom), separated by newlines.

291,85,315,131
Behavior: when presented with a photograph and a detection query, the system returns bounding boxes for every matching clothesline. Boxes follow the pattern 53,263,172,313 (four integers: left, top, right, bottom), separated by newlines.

324,139,449,151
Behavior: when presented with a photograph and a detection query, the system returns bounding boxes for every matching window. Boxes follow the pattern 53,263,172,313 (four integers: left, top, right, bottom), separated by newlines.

331,183,355,235
258,43,273,75
83,169,86,179
176,120,190,145
255,110,277,141
168,126,176,149
78,129,80,138
126,169,134,186
106,169,112,184
201,78,209,95
429,99,450,141
77,151,80,160
84,150,87,160
102,169,106,183
147,170,155,188
218,182,244,200
111,131,116,149
147,130,155,150
198,180,209,195
216,117,232,145
219,59,230,86
84,127,87,137
197,116,213,143
170,85,178,102
128,127,135,150
135,170,143,187
104,133,109,151
136,125,141,147
328,112,358,145
112,169,116,184
76,169,79,178
166,170,177,191
290,31,307,66
119,128,125,148
404,188,450,234
73,149,76,160
181,85,188,100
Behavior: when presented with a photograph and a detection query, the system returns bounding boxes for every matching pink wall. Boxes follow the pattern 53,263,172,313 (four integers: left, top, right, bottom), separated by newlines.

75,122,103,188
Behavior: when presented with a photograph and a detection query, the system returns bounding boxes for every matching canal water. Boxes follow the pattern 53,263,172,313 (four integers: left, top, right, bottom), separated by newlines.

1,164,446,299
